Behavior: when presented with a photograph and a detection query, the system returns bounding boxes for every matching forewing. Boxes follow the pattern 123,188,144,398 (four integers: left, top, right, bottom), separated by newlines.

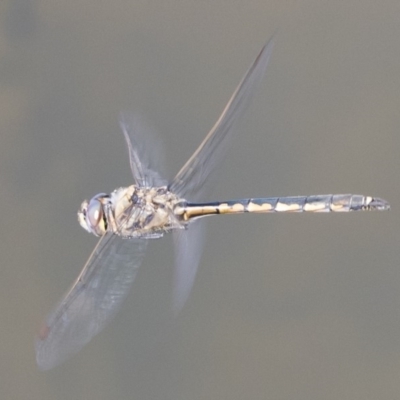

35,233,147,370
172,220,205,314
170,38,274,201
119,113,167,187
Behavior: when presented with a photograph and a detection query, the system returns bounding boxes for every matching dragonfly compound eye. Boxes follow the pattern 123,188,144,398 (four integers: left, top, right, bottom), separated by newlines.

77,199,90,233
86,198,107,236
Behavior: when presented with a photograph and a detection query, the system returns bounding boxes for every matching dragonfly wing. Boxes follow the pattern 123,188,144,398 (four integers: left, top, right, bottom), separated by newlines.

119,113,167,187
169,38,274,311
35,233,147,370
172,220,205,314
169,37,274,200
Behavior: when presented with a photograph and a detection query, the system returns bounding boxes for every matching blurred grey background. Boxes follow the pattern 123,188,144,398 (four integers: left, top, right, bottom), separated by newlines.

1,1,399,399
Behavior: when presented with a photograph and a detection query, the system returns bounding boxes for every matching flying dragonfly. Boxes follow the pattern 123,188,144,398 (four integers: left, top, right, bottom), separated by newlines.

35,38,389,370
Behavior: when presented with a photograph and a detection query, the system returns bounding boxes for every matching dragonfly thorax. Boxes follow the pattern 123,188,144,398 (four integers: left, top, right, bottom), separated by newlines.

78,185,186,239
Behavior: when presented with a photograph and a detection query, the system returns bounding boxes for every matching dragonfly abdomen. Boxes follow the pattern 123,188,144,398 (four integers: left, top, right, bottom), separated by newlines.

180,194,389,220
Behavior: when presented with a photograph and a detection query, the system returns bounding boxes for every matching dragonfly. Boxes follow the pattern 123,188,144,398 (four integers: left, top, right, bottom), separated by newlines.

35,38,389,370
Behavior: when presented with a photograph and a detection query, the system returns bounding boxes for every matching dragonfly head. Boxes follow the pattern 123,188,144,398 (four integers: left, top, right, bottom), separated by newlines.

77,193,109,236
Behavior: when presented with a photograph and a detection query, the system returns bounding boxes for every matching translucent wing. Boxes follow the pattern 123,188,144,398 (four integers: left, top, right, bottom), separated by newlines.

169,39,274,311
35,233,147,370
172,220,205,314
169,37,274,200
119,113,167,187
